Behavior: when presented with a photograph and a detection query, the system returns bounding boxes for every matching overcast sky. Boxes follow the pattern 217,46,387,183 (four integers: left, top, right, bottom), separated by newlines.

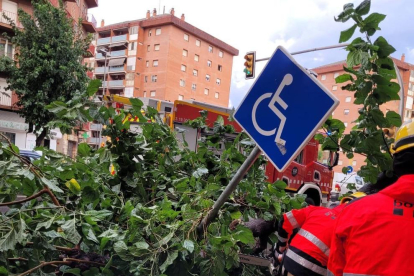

92,0,414,108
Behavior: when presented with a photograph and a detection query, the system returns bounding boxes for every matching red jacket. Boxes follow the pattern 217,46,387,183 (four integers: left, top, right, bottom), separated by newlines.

328,174,414,276
278,205,345,275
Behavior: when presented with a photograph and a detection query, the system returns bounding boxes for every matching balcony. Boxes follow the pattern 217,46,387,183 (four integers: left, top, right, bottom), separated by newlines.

0,9,23,30
95,67,108,74
90,123,103,131
109,65,126,74
81,13,97,33
112,34,127,43
101,80,124,88
0,90,12,106
96,49,126,60
97,37,111,46
87,137,107,145
84,0,99,9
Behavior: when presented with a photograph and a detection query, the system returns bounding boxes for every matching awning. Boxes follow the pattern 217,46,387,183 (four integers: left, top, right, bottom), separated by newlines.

109,42,128,48
108,58,125,67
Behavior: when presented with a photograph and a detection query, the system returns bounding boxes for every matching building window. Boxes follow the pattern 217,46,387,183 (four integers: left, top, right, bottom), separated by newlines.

129,26,138,35
338,160,343,166
155,28,161,35
206,74,210,81
207,60,212,67
215,92,219,99
334,72,340,79
154,44,160,51
208,45,213,53
151,75,157,82
344,109,350,115
218,65,222,72
345,96,351,102
144,76,148,83
344,122,348,127
0,131,15,144
192,83,196,91
196,39,201,47
204,88,209,95
178,94,184,100
183,49,188,57
153,60,158,67
193,69,198,76
181,65,186,72
144,91,147,97
148,29,152,37
332,85,338,91
180,79,185,87
147,45,150,52
150,90,156,97
194,54,199,62
216,78,221,85
321,75,326,81
129,41,136,50
219,51,223,58
146,60,149,67
352,160,357,166
184,34,189,41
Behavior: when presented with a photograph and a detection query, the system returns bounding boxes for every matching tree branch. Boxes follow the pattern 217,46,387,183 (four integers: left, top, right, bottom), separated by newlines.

0,189,47,206
18,261,71,276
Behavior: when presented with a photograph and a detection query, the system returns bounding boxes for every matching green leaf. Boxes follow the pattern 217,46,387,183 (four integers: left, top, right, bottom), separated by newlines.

135,241,149,250
46,101,67,113
86,228,99,244
0,266,8,276
159,251,178,273
274,180,287,190
346,152,354,159
183,240,195,253
61,218,81,245
0,228,17,251
355,0,370,15
40,177,63,193
230,211,242,220
36,216,55,231
339,24,357,43
129,98,144,109
192,167,208,178
342,167,349,174
263,212,273,221
77,143,91,157
370,109,388,127
374,36,396,58
84,210,113,222
154,232,174,247
233,225,255,245
114,241,134,261
386,111,402,127
362,13,386,36
335,73,353,83
87,79,101,97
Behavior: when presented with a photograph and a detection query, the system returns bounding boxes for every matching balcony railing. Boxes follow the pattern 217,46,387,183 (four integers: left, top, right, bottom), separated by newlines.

112,34,127,43
0,51,13,59
90,123,103,131
95,67,108,74
109,66,125,73
87,137,106,145
111,50,127,57
0,9,23,28
97,37,111,45
102,80,124,88
0,90,12,106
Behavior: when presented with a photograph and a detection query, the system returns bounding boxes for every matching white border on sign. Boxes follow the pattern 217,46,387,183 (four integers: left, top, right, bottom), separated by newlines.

233,46,339,173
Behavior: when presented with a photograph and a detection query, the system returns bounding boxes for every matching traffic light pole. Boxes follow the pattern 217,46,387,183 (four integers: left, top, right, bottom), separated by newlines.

256,43,350,62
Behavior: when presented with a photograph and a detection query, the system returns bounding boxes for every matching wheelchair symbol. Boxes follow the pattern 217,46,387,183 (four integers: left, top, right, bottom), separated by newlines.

252,73,293,155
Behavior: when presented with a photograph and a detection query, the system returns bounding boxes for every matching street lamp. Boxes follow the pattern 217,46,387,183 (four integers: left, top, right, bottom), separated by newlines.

97,47,111,96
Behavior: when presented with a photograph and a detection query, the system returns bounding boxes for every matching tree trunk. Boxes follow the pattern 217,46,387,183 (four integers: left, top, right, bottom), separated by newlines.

35,128,48,147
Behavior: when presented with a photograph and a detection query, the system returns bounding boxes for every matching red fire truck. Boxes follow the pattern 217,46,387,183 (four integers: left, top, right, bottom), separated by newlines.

173,100,337,206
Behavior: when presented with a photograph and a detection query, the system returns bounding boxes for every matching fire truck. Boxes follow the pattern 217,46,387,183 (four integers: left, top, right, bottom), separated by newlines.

104,95,337,206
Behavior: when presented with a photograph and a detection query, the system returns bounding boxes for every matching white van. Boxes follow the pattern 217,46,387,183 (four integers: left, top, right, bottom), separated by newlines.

329,173,365,205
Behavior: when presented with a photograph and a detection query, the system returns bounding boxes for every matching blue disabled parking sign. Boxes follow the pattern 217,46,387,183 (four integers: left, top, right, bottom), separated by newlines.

234,46,339,172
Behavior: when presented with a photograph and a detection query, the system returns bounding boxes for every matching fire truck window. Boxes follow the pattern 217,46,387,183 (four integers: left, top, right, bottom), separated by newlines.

164,107,172,112
282,177,289,185
314,171,320,180
294,150,304,164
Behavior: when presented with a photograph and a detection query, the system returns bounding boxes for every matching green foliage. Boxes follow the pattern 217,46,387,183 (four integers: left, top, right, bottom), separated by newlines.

0,99,299,275
0,0,92,146
319,0,401,183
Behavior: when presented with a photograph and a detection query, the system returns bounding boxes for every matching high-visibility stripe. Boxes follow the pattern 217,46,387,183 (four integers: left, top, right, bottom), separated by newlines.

327,270,335,276
277,233,288,243
298,229,330,256
286,211,299,229
286,249,327,275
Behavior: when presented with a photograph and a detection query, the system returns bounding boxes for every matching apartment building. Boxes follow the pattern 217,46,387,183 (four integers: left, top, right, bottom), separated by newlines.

0,0,97,157
94,8,239,108
313,55,414,173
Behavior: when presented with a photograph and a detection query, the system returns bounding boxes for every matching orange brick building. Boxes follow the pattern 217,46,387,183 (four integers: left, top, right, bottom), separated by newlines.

94,8,239,107
0,0,98,153
313,55,414,173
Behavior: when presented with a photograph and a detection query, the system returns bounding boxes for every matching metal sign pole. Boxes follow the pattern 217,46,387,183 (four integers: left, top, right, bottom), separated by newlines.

197,146,262,234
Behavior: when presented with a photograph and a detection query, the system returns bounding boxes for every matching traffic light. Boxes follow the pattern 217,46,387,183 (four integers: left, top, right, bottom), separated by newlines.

243,51,256,79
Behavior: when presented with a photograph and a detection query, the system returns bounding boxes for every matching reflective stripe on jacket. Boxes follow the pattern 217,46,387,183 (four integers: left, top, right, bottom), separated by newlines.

278,205,344,272
328,174,414,276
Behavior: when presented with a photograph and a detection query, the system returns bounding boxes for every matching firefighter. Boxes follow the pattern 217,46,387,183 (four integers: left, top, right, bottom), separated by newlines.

275,203,348,276
327,120,414,276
